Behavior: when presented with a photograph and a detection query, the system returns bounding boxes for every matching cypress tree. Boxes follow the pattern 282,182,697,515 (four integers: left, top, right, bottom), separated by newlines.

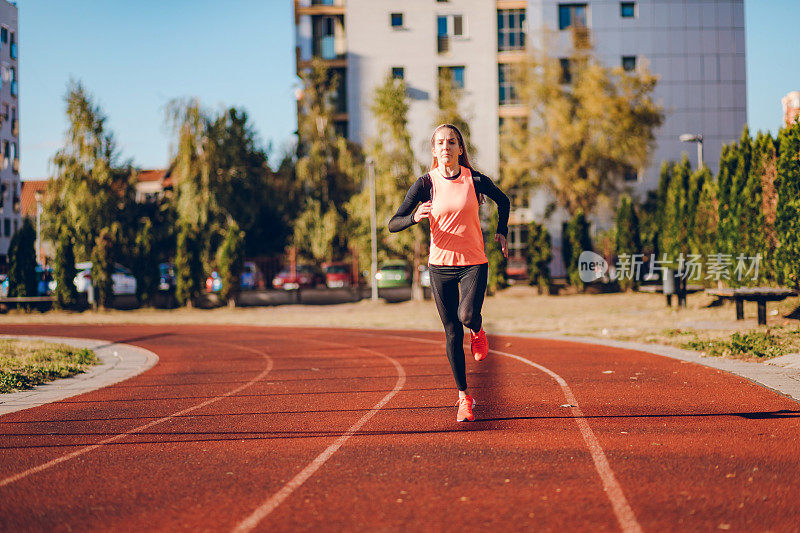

54,226,78,309
7,219,37,298
565,210,592,289
775,122,800,288
217,220,245,307
689,167,717,267
90,226,116,310
615,194,642,290
527,220,552,293
175,222,204,307
132,218,159,304
716,143,737,257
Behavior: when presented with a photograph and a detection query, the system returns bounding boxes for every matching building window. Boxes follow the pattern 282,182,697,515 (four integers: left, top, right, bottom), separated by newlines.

622,56,636,71
439,66,465,90
9,32,15,59
498,64,519,105
3,218,10,237
620,2,636,18
437,15,464,54
438,14,464,37
623,168,638,182
391,67,405,80
0,27,6,44
498,9,526,51
559,58,572,83
312,16,340,60
390,13,403,28
558,3,587,30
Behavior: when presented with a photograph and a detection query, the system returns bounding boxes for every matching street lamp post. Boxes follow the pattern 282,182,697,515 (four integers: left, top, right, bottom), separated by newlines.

679,133,704,169
367,158,378,301
34,190,42,265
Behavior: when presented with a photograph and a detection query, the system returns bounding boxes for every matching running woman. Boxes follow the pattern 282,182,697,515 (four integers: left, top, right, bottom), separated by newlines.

388,124,510,422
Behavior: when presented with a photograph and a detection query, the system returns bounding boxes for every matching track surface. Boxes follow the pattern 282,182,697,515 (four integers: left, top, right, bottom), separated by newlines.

1,324,799,532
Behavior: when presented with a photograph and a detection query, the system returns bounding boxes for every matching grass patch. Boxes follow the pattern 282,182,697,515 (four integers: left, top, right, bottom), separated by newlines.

0,339,98,393
680,326,800,360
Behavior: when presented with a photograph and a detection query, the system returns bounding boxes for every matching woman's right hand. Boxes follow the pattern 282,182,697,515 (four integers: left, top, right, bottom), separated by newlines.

414,201,432,223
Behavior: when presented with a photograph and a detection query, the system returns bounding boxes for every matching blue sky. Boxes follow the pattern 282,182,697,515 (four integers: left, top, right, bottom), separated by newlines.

17,0,799,179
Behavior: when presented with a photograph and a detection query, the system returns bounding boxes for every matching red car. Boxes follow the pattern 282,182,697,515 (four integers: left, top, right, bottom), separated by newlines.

272,264,324,290
322,262,356,288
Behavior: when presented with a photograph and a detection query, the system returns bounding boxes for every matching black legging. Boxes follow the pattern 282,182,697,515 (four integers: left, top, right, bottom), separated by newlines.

428,263,489,391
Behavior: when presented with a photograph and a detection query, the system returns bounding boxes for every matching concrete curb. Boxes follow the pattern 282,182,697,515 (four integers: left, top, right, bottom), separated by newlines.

0,335,159,416
510,332,800,404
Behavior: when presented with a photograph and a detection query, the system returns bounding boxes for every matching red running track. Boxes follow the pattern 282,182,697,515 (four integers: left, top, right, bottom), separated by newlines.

0,324,799,532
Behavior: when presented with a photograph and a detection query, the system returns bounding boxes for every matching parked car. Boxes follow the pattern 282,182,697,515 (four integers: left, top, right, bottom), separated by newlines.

205,271,222,293
0,274,7,298
419,265,430,288
158,263,176,292
36,265,55,296
272,264,324,290
322,262,355,288
506,256,528,281
240,261,263,291
376,260,412,288
74,262,137,295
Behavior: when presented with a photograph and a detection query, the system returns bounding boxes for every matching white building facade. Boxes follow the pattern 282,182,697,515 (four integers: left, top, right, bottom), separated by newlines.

0,0,19,263
294,0,746,276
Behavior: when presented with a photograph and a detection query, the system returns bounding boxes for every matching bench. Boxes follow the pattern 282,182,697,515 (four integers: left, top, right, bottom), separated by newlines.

0,296,55,312
704,287,798,325
638,283,705,307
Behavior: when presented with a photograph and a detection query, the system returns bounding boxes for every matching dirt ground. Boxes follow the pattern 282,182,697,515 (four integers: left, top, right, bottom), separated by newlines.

4,287,800,359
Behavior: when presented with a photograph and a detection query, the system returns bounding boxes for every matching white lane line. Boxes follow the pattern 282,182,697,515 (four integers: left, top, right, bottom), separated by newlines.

362,332,643,533
0,340,274,489
233,343,406,533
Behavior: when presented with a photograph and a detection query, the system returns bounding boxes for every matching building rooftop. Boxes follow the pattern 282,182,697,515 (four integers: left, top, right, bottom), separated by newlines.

19,179,49,219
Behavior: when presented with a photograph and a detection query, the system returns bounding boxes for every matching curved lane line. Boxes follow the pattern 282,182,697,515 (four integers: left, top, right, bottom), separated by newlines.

0,340,274,489
233,341,406,533
359,331,643,533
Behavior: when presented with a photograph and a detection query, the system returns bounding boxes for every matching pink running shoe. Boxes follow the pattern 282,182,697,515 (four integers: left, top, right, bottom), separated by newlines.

470,329,488,361
456,395,476,422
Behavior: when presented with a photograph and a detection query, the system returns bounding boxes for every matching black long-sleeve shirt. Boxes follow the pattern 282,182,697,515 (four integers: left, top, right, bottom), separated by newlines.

387,169,510,236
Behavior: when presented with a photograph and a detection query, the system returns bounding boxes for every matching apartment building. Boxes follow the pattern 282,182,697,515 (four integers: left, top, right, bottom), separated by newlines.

0,0,19,265
294,0,746,275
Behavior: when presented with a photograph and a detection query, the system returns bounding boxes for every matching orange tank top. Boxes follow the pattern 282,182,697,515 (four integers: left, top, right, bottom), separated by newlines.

428,166,488,266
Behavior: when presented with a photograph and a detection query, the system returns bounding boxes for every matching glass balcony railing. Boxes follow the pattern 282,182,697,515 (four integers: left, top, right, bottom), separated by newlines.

10,44,16,60
10,81,17,97
320,35,335,59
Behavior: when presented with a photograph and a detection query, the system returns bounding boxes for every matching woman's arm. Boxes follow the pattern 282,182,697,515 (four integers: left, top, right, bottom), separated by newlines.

387,176,430,233
473,172,511,237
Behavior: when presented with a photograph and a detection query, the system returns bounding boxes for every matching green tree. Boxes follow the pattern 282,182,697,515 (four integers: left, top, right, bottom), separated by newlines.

90,226,116,310
294,60,362,262
53,227,78,309
347,74,427,298
527,220,552,293
42,80,136,261
500,32,663,216
615,194,641,290
484,205,508,295
7,219,37,298
131,217,159,304
174,222,204,307
688,168,718,269
563,210,593,289
659,156,691,265
775,122,800,288
217,220,245,307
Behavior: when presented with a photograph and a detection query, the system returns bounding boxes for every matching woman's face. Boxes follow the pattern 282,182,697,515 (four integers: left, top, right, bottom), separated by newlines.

432,128,462,167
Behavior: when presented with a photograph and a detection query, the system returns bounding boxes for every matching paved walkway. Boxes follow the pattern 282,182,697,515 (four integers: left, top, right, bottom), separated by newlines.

0,334,159,415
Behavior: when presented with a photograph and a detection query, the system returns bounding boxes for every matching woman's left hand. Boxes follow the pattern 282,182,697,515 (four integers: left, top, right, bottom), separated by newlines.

494,234,508,258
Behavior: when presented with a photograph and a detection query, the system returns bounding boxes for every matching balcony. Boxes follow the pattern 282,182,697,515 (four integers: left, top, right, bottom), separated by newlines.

295,0,345,18
10,43,16,60
10,81,17,97
11,119,17,137
13,158,19,173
